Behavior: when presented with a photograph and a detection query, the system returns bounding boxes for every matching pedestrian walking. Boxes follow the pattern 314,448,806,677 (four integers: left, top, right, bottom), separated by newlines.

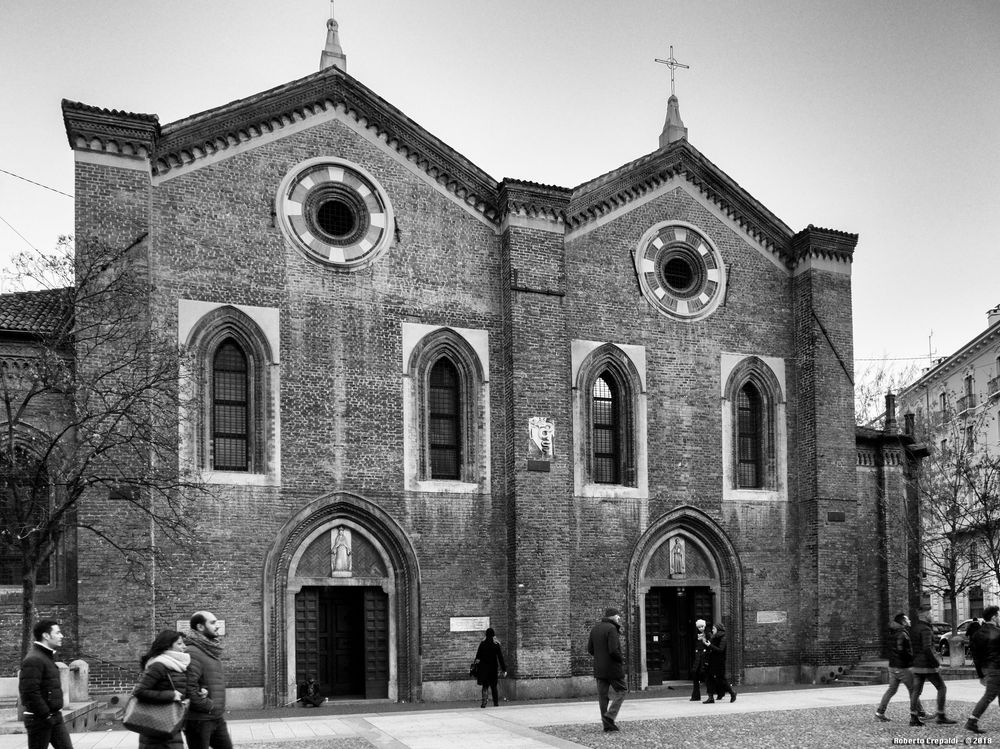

473,627,507,708
703,622,736,703
876,612,923,721
967,618,983,663
19,619,74,749
133,629,192,749
184,611,234,749
910,604,957,726
690,619,709,701
587,607,627,733
965,605,1000,734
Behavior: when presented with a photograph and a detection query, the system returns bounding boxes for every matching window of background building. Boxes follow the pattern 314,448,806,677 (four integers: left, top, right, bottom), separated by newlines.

970,585,984,619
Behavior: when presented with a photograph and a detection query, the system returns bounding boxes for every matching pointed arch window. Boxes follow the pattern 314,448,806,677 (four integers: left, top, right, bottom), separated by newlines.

212,339,249,471
722,356,785,499
404,326,489,491
573,344,644,495
0,445,53,586
736,383,763,488
592,375,620,484
428,358,461,480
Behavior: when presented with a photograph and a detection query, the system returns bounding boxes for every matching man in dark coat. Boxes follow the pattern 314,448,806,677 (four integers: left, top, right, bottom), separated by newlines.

876,612,923,721
690,619,709,701
588,607,626,732
19,619,74,749
184,611,233,749
966,605,1000,734
910,604,957,726
704,622,736,703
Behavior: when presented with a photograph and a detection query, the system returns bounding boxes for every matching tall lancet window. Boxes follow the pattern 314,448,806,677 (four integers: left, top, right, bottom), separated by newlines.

429,358,461,480
592,375,620,484
737,382,763,488
212,340,249,471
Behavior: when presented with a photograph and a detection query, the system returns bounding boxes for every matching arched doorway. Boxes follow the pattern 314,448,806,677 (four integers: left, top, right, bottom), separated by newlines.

627,506,743,689
262,492,420,706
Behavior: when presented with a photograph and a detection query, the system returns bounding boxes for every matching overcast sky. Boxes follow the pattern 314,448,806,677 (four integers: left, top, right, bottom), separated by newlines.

1,0,997,384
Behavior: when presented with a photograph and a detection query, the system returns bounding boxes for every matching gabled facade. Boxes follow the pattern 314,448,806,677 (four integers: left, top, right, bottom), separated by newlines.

0,18,917,706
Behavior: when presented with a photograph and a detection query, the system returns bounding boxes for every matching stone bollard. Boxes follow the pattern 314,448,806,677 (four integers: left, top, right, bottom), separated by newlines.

68,660,89,703
948,634,966,667
57,663,70,705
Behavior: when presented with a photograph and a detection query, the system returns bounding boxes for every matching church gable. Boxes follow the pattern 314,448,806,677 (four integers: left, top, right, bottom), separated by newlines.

63,65,501,230
566,140,795,272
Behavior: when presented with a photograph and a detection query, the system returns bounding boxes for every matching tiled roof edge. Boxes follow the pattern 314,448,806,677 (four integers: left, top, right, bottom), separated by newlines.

0,287,74,337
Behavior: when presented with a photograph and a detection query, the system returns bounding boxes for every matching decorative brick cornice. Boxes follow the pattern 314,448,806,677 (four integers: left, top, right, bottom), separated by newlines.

498,179,571,224
567,140,797,262
152,66,501,221
790,225,858,265
62,100,160,160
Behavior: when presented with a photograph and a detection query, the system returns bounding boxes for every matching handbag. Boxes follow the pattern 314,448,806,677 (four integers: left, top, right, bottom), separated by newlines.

469,659,479,678
123,671,190,740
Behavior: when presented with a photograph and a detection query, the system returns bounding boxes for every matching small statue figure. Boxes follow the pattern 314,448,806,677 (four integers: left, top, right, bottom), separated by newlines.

332,527,352,573
670,537,686,576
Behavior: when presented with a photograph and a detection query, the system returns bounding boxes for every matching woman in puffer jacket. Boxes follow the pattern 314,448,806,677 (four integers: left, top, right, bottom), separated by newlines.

133,630,192,749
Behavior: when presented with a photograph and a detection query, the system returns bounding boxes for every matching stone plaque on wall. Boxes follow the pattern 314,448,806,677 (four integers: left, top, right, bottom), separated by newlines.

755,611,787,624
449,616,490,633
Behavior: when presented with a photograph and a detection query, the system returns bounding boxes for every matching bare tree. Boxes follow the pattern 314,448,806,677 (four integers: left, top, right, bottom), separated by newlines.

960,429,1000,604
0,235,202,657
907,404,991,633
854,358,919,427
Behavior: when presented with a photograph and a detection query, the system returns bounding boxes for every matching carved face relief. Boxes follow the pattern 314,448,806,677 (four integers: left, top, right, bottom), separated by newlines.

528,416,555,458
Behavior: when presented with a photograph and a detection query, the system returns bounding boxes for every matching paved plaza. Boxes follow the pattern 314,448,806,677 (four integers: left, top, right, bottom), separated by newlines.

0,678,992,749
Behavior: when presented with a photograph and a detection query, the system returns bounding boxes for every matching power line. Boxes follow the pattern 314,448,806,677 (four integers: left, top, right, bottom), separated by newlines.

856,356,938,362
0,213,39,252
0,168,73,199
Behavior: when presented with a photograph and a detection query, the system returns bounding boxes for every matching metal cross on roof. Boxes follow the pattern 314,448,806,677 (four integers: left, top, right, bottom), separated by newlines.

654,46,689,96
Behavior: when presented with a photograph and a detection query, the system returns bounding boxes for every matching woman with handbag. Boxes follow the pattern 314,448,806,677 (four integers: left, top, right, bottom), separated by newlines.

131,630,192,749
473,627,507,708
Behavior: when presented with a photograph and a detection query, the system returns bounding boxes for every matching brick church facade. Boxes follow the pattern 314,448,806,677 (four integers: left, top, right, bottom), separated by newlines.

0,17,923,706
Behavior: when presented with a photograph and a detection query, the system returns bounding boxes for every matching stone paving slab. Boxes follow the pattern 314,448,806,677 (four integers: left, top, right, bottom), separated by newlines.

0,679,985,749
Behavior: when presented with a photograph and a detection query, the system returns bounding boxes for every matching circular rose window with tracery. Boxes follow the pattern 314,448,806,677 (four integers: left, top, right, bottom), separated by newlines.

634,222,726,320
276,157,394,270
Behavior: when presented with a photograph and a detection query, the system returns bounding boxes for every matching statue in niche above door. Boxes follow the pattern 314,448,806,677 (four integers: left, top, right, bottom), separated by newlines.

332,527,352,574
670,537,686,577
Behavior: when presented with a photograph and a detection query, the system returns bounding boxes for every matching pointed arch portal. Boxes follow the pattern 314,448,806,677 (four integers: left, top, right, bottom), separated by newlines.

627,506,743,689
263,492,421,706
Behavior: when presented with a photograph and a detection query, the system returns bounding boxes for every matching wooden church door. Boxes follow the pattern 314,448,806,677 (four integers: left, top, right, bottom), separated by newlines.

295,586,389,698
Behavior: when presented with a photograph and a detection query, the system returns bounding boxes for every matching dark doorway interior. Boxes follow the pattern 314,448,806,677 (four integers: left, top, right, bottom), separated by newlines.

644,586,713,685
295,586,389,698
